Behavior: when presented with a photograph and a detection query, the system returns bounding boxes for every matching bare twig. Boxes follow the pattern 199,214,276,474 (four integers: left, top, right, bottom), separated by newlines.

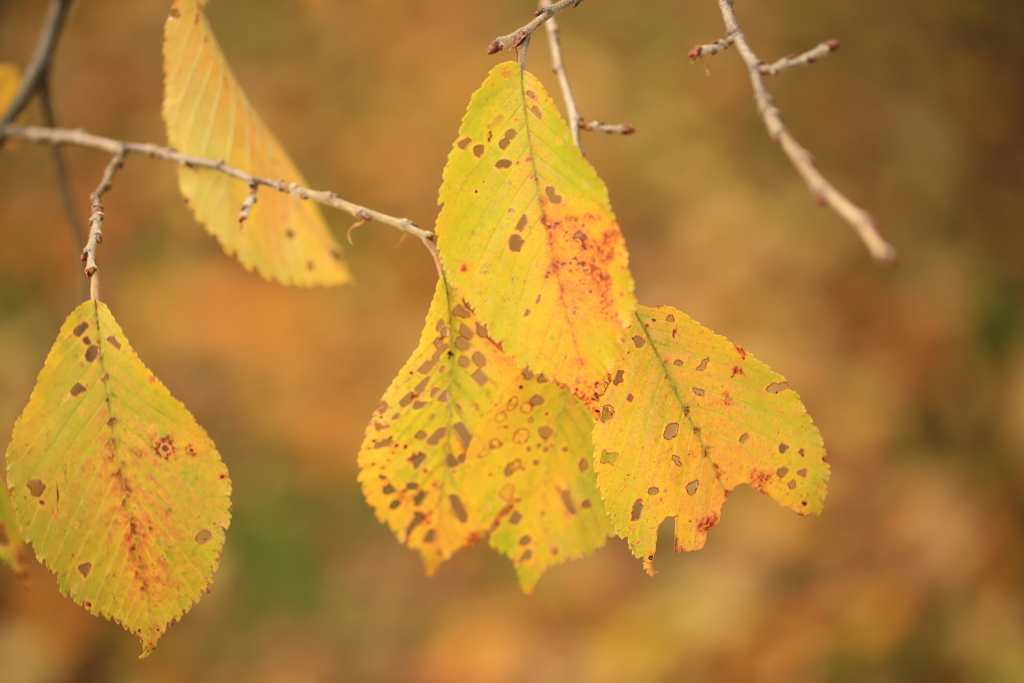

760,40,840,76
0,0,74,144
237,182,258,226
83,146,125,300
516,33,533,70
688,36,734,62
487,0,584,56
538,0,635,150
1,123,440,274
713,0,896,263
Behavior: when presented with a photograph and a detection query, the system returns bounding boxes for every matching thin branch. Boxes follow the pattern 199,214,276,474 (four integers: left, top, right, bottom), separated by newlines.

1,123,441,274
688,36,734,62
0,0,74,143
538,0,635,150
760,40,840,76
83,147,125,301
487,0,584,56
714,0,896,263
237,182,258,226
38,78,85,252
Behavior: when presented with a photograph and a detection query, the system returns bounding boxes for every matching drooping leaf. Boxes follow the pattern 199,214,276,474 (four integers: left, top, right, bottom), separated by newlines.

357,278,518,574
466,370,611,593
436,63,636,402
5,301,231,656
162,0,349,286
0,481,26,577
591,305,828,574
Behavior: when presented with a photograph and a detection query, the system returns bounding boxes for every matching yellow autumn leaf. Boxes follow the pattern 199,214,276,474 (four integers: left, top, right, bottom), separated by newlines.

436,63,636,402
163,0,348,286
5,301,231,656
591,305,828,574
467,370,611,593
357,278,518,574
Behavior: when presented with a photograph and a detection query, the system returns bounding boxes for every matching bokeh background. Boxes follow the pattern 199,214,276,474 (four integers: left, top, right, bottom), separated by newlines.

1,0,1022,681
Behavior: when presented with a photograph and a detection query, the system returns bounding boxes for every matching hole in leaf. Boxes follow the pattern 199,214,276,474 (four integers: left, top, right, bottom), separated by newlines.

578,458,588,472
453,422,472,448
779,443,789,454
685,480,699,496
648,487,659,495
426,428,446,445
672,455,683,467
631,499,644,521
495,159,512,169
515,214,528,231
613,370,624,385
70,383,86,397
692,387,705,396
538,426,553,440
600,450,618,465
195,529,212,544
73,322,88,337
600,405,614,422
632,335,646,348
410,452,426,468
766,381,789,394
509,234,525,252
472,369,489,386
473,144,485,157
85,345,99,362
27,479,45,497
509,511,522,525
78,562,92,578
449,495,468,523
505,459,522,476
106,335,121,350
458,137,472,149
521,550,533,561
424,529,437,543
405,512,425,536
666,314,676,322
663,423,679,440
739,433,749,444
777,467,789,478
797,468,808,478
531,105,543,119
561,490,576,515
695,358,709,371
787,480,797,490
414,491,426,505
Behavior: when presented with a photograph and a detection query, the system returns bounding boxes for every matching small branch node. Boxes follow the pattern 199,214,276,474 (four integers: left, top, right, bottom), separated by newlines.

238,183,258,227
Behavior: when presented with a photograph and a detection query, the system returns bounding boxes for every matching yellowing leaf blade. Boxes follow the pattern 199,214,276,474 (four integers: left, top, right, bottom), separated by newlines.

5,302,231,656
357,279,518,574
591,305,828,574
163,0,348,286
436,63,636,401
468,372,611,593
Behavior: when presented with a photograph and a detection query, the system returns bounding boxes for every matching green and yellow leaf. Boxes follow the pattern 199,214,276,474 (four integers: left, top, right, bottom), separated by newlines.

436,63,636,402
467,371,611,593
357,278,518,574
591,305,828,574
5,301,231,656
163,0,348,286
0,481,26,577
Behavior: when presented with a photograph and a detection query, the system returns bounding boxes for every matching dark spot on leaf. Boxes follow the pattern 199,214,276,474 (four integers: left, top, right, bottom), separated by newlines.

154,436,177,459
457,137,472,149
626,394,634,402
696,358,709,371
663,423,679,440
515,214,528,231
449,495,468,523
779,443,789,454
423,529,436,542
697,514,719,532
473,144,485,157
509,234,524,252
414,491,426,505
383,484,395,494
472,351,487,367
27,479,46,497
519,535,532,546
797,468,808,478
169,7,180,18
666,314,675,322
648,487,659,495
405,512,425,536
495,159,512,169
692,387,705,396
505,459,522,476
82,336,91,345
561,490,576,515
686,480,699,496
777,467,789,478
766,381,789,393
739,433,749,444
410,452,426,468
674,360,683,366
70,383,86,397
631,499,644,521
600,450,618,465
374,437,394,449
544,186,562,204
195,529,212,544
799,448,806,457
427,428,446,445
78,562,92,578
672,455,683,467
307,261,315,271
454,422,472,448
633,336,646,348
446,452,459,468
85,345,99,362
389,500,400,509
509,511,522,525
613,370,624,385
472,369,489,386
73,322,88,337
285,229,296,239
531,105,543,119
521,550,533,561
538,426,553,440
578,458,588,472
106,336,121,350
788,480,798,490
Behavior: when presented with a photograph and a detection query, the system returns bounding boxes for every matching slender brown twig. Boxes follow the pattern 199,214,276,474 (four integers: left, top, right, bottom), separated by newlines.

689,36,734,62
759,40,840,76
0,0,74,144
487,0,583,56
538,0,634,150
712,0,896,263
1,123,441,274
83,147,125,300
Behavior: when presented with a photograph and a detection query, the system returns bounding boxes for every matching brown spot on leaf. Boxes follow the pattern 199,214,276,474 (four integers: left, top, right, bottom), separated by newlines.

453,422,472,448
739,433,749,444
750,470,772,491
473,144,485,157
696,358,709,371
495,159,512,169
509,234,525,252
410,452,426,468
195,529,212,544
457,137,472,149
426,428,446,445
73,322,88,337
561,490,576,515
600,450,618,465
631,499,644,521
612,370,624,385
85,345,99,362
578,458,589,472
686,480,699,496
648,487,659,495
696,514,719,532
531,105,543,119
734,345,747,359
27,479,47,498
106,335,121,350
663,423,679,440
449,495,469,523
414,491,426,505
78,562,92,578
70,383,86,397
632,336,646,348
544,186,561,203
766,381,789,393
777,467,789,478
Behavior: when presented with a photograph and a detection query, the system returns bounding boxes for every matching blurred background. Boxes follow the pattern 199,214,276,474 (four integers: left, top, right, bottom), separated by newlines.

1,0,1022,681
